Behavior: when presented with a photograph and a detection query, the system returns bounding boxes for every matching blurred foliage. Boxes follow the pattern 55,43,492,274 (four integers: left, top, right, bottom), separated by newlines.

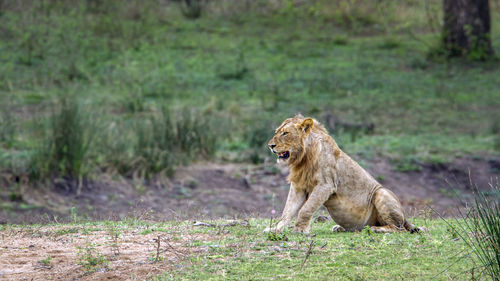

29,95,97,180
0,0,499,181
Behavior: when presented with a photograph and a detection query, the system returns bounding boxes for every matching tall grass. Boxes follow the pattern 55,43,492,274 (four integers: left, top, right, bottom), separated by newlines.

132,107,176,177
175,109,217,158
28,95,220,181
1,0,498,183
245,121,274,164
0,105,16,146
29,96,96,180
127,106,218,178
448,182,500,280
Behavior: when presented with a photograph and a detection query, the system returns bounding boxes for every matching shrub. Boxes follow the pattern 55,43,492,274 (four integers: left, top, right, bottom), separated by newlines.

180,0,203,19
175,109,217,158
0,105,15,146
29,101,220,180
96,118,135,175
244,120,274,164
29,96,96,180
132,107,176,177
446,182,500,280
130,107,218,177
378,37,401,50
333,36,349,45
76,242,108,272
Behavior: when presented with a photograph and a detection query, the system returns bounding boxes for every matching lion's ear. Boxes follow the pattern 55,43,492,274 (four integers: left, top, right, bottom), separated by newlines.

297,118,313,135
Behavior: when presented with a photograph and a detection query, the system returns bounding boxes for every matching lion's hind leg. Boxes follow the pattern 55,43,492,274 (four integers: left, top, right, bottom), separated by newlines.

331,225,346,232
371,188,406,233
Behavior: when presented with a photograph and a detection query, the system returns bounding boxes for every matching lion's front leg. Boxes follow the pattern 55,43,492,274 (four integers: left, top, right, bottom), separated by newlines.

264,184,306,233
294,185,333,233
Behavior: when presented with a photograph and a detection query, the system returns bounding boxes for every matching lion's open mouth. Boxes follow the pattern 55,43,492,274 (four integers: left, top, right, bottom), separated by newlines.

278,151,290,160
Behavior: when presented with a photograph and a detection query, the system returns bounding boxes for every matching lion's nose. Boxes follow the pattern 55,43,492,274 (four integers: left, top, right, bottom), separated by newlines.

268,144,276,149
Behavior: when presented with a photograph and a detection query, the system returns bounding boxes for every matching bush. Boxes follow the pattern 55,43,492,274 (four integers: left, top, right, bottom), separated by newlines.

76,242,108,273
175,109,216,158
132,107,176,177
0,105,15,146
28,100,220,180
130,107,218,177
29,96,96,180
180,0,203,19
446,182,500,280
244,120,274,164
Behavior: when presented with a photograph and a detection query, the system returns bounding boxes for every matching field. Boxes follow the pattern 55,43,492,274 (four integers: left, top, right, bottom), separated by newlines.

0,218,477,280
0,0,499,280
0,1,499,180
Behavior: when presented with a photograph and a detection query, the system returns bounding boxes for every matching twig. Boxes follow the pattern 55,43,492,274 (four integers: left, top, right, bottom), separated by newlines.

163,240,187,260
193,221,216,227
154,235,161,262
300,240,315,270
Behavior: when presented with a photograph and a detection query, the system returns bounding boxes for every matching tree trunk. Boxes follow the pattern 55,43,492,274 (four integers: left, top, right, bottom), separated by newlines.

442,0,494,59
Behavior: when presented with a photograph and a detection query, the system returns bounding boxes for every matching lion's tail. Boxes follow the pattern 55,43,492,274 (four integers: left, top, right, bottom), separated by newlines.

403,220,421,234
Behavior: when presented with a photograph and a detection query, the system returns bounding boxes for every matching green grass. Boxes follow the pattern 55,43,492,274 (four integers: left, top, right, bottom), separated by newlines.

76,242,109,272
39,256,52,266
0,218,481,280
445,183,500,280
29,95,96,179
159,218,475,280
0,0,499,179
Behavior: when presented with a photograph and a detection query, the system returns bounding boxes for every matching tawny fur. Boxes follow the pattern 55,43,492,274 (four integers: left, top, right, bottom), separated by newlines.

265,115,420,234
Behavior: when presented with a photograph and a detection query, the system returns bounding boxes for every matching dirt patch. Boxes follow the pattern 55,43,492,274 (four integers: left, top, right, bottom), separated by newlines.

0,156,499,224
0,163,289,224
365,156,499,216
0,224,216,281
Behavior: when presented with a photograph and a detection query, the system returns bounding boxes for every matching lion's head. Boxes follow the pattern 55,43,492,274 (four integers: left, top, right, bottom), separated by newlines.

268,116,314,165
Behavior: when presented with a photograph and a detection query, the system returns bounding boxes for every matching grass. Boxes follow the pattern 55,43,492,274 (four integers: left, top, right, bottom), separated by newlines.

161,218,475,280
76,242,108,273
29,95,96,180
0,3,497,279
0,217,481,280
38,256,52,266
129,106,217,177
0,0,499,182
444,182,500,280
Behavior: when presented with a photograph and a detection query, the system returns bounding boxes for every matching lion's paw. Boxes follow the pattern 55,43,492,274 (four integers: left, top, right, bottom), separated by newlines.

331,225,346,232
412,226,428,233
263,227,281,233
293,226,310,234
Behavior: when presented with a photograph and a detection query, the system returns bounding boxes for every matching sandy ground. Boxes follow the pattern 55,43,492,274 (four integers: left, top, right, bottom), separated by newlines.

0,224,217,280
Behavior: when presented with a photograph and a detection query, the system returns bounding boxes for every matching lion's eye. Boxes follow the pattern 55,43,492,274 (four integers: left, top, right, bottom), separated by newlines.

281,132,288,136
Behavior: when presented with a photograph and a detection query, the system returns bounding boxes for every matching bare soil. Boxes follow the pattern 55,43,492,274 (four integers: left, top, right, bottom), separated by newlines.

0,223,221,280
1,156,499,225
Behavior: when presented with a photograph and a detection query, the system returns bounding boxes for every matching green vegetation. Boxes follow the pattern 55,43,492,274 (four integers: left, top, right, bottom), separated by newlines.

444,183,500,280
161,218,475,280
1,3,497,279
29,96,96,180
38,256,52,267
0,218,483,280
76,242,108,272
0,0,499,182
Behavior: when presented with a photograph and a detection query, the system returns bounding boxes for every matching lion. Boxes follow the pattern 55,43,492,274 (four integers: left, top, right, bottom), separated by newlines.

264,115,423,234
